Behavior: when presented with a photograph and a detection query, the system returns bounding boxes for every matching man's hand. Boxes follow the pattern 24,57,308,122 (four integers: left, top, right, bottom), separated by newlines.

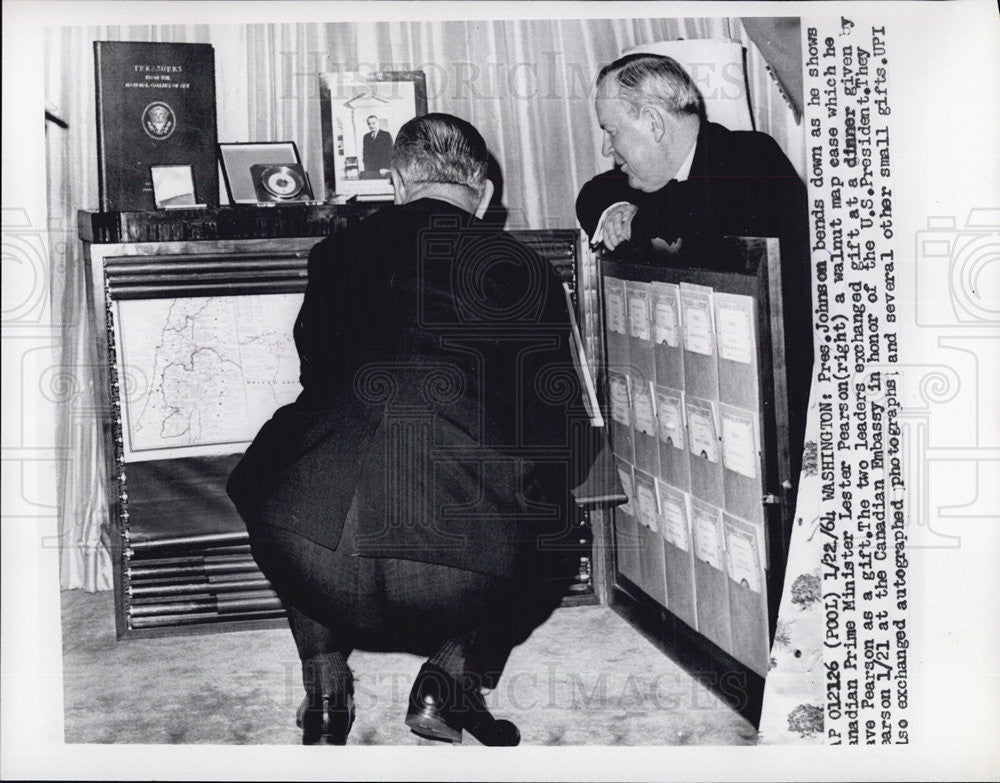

595,202,638,250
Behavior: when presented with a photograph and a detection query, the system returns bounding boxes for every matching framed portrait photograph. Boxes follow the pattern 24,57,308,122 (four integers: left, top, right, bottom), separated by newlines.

217,141,315,205
319,70,427,200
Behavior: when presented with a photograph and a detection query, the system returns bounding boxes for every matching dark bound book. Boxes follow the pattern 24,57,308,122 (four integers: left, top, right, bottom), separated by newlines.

94,41,218,211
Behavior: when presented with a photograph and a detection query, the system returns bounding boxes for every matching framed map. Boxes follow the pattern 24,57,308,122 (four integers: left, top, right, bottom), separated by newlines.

112,292,303,461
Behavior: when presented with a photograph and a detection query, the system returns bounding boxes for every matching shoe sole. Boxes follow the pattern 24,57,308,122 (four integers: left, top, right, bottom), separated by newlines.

405,712,463,744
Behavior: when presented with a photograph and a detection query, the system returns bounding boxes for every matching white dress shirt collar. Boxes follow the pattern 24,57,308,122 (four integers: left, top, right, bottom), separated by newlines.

673,136,697,182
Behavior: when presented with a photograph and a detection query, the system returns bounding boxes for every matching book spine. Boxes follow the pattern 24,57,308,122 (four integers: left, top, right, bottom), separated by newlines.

206,50,219,206
128,530,249,553
129,544,253,561
128,552,256,569
129,591,282,618
93,42,109,212
130,576,272,598
130,609,285,629
128,560,260,580
127,570,263,590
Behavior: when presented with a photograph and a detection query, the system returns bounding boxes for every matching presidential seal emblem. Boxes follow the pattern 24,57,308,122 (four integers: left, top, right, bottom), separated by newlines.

142,101,176,140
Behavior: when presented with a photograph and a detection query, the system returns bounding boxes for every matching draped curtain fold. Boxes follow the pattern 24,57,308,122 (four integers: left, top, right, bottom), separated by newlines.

44,17,800,592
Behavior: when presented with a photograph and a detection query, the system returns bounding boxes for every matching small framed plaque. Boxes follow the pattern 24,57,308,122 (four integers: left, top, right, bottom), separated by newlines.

150,164,200,209
319,70,427,200
218,141,315,205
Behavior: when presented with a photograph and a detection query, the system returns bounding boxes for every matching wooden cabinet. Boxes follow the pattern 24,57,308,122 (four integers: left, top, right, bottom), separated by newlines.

80,207,593,638
582,237,808,725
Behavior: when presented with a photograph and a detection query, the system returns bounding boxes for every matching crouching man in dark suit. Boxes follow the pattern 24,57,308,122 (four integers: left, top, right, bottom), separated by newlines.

228,113,596,746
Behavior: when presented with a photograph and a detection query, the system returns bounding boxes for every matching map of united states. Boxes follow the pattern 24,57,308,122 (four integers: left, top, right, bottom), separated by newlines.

115,294,303,457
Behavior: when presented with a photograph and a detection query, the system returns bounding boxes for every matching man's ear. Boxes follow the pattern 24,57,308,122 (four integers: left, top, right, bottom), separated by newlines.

641,105,667,144
390,169,407,205
474,179,495,219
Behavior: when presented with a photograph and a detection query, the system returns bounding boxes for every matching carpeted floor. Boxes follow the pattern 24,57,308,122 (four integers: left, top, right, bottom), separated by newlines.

61,589,757,746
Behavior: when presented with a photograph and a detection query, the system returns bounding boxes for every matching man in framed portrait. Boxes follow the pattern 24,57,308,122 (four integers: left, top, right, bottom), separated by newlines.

361,114,393,179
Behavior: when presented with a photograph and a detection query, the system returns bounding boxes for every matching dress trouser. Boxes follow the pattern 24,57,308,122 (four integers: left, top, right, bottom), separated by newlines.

248,494,568,692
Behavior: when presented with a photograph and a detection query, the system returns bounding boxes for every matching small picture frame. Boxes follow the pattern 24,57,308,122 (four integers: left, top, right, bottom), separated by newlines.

150,164,199,209
217,141,315,205
319,70,427,200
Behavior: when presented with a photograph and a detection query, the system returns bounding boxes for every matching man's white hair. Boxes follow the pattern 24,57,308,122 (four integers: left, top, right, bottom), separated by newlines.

391,113,488,191
597,53,705,119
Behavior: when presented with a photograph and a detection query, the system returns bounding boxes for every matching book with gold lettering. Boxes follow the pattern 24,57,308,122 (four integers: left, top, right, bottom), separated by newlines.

94,41,218,211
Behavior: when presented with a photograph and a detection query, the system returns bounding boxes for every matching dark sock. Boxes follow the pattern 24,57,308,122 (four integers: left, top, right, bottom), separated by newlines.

428,633,472,682
302,651,353,697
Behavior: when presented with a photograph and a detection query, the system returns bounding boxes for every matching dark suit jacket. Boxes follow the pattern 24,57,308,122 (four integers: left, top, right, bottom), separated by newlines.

362,129,393,175
576,120,812,489
227,199,595,580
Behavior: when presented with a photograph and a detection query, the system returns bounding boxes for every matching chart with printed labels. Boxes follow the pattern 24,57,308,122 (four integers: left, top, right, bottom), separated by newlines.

601,244,792,679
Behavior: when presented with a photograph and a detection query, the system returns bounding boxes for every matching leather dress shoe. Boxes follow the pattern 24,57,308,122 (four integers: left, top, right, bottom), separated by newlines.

405,662,520,746
296,690,355,745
